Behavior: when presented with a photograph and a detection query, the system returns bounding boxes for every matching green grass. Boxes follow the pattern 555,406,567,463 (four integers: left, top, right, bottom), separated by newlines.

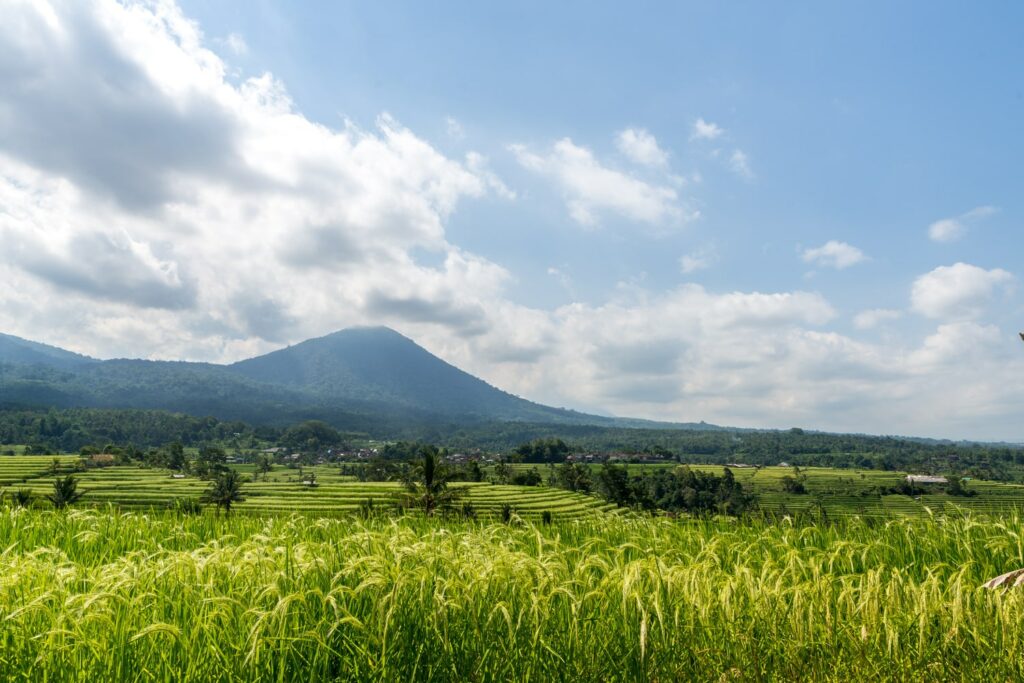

2,508,1024,680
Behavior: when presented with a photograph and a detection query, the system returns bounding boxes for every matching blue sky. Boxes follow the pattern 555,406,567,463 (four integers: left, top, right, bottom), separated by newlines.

179,0,1023,315
1,1,1022,439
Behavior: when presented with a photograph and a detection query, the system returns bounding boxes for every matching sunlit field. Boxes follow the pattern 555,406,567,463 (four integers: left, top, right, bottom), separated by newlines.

2,509,1024,681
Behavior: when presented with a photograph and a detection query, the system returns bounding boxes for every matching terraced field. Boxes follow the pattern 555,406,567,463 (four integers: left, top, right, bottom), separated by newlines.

7,456,1024,519
503,461,1024,518
0,457,613,519
691,465,1024,517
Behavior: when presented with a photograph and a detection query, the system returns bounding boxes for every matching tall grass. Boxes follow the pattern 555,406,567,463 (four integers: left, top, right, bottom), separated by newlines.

1,508,1023,680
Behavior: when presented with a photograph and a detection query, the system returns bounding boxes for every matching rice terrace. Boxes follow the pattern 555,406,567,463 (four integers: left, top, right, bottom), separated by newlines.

3,0,1024,681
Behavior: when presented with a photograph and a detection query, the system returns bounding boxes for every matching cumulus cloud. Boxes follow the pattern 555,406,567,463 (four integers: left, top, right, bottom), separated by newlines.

0,0,511,359
691,118,723,141
911,263,1014,320
679,245,717,274
511,138,688,227
853,308,902,330
1,0,1022,440
802,241,867,270
615,128,668,167
928,206,997,243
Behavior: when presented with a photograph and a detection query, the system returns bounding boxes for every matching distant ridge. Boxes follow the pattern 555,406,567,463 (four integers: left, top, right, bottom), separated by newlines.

0,333,97,370
0,327,703,432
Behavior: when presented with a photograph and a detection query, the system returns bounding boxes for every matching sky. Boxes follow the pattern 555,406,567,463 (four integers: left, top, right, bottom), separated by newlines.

1,0,1023,440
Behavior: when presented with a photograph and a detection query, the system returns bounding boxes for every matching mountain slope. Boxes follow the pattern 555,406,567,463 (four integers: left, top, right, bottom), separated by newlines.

0,327,617,430
229,327,578,421
0,333,96,369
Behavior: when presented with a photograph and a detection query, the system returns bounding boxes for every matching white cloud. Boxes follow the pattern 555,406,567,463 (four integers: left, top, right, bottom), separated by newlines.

728,149,753,180
853,308,902,330
928,206,997,243
465,152,516,200
224,32,248,56
0,0,509,359
445,116,465,140
679,245,717,274
691,118,723,141
510,138,689,227
1,0,1022,440
802,241,867,270
615,128,668,167
911,263,1014,320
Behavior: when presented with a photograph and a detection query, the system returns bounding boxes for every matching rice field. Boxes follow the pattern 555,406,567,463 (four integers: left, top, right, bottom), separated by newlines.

2,508,1024,681
7,457,1024,521
691,465,1024,518
506,462,1024,518
0,456,613,519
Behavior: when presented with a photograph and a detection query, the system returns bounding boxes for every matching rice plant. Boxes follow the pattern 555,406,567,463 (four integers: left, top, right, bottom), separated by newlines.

1,508,1023,681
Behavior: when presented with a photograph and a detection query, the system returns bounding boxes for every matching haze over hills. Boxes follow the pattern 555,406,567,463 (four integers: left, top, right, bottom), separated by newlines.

0,326,702,433
0,333,97,370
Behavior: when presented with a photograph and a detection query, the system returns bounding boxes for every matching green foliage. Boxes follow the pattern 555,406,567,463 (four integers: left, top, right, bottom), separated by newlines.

404,446,461,515
514,437,569,463
556,462,593,493
281,420,344,452
596,464,753,515
947,475,976,497
47,475,84,510
781,475,807,494
201,470,245,515
11,488,33,508
255,454,273,479
510,467,542,486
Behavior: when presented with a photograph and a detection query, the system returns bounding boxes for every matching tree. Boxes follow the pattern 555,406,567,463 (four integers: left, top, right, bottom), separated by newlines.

493,461,511,485
947,475,975,497
781,475,807,494
511,467,543,486
281,420,343,453
515,438,571,463
48,475,84,510
405,446,461,516
465,460,483,482
202,470,246,515
255,455,274,480
165,441,186,471
557,462,593,493
596,463,632,507
12,489,34,508
193,444,228,479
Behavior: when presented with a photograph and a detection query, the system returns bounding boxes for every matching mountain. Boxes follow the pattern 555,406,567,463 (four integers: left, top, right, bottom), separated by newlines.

0,327,640,432
231,327,578,422
0,333,97,370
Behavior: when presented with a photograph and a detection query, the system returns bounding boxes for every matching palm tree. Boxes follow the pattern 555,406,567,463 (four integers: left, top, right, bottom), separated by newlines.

48,475,84,510
405,446,461,516
202,470,246,515
12,489,34,508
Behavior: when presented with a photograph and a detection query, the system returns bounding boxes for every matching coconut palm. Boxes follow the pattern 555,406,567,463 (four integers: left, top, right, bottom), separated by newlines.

202,470,246,515
48,475,84,510
12,489,34,508
404,446,461,516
